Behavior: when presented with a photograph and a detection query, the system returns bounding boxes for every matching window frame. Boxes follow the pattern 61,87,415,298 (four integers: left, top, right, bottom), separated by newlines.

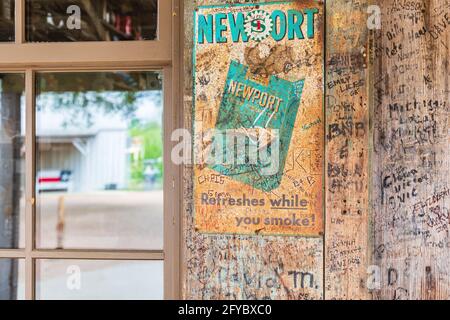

1,0,172,68
0,0,182,300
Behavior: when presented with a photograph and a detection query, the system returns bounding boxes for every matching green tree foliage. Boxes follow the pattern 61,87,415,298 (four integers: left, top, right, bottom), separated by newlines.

37,91,138,128
129,122,163,188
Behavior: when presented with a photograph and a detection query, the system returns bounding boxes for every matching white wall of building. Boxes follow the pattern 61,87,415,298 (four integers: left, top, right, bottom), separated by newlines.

38,130,128,192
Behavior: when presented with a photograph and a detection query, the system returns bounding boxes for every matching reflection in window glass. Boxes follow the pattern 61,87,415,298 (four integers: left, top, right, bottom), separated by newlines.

26,0,158,42
0,0,14,41
36,72,163,250
0,74,25,249
0,259,25,300
36,259,163,300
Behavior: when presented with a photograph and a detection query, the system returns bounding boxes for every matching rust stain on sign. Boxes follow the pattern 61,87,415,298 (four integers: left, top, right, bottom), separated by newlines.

193,0,324,237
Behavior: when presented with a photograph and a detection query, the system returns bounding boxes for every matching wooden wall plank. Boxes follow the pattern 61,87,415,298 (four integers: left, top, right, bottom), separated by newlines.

325,0,371,300
372,0,450,300
181,0,450,300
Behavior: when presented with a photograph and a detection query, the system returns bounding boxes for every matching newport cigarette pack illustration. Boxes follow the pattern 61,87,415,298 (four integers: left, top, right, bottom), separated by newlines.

209,60,305,192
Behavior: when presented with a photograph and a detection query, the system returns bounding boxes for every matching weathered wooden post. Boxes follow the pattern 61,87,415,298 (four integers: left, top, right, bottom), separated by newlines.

371,0,450,300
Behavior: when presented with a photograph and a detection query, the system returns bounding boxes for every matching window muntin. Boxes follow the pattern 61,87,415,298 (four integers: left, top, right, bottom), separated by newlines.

26,0,158,42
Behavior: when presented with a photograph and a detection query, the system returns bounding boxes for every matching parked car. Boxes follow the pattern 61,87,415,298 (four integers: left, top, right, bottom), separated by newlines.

37,170,73,192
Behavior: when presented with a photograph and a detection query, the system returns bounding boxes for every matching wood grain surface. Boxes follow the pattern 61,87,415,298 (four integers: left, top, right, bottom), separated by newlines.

182,0,449,300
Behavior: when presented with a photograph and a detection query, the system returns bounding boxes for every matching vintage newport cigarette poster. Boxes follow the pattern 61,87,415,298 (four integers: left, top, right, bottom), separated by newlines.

193,1,324,236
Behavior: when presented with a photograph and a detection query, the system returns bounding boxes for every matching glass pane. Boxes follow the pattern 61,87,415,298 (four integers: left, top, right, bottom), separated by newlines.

0,0,14,41
36,71,164,250
36,259,163,300
0,74,25,249
0,259,25,300
26,0,158,42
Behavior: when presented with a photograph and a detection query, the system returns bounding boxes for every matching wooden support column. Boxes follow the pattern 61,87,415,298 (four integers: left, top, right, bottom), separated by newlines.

325,0,372,300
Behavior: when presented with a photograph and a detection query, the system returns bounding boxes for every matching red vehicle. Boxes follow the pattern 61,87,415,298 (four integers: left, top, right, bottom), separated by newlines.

37,170,73,192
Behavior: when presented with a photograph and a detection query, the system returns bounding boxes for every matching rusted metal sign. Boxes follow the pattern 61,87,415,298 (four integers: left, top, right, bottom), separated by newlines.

193,0,324,236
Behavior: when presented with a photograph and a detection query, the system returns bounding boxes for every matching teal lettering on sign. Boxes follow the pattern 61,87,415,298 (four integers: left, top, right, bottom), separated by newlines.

197,14,214,43
197,7,319,43
229,12,249,42
271,10,287,41
209,61,305,192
